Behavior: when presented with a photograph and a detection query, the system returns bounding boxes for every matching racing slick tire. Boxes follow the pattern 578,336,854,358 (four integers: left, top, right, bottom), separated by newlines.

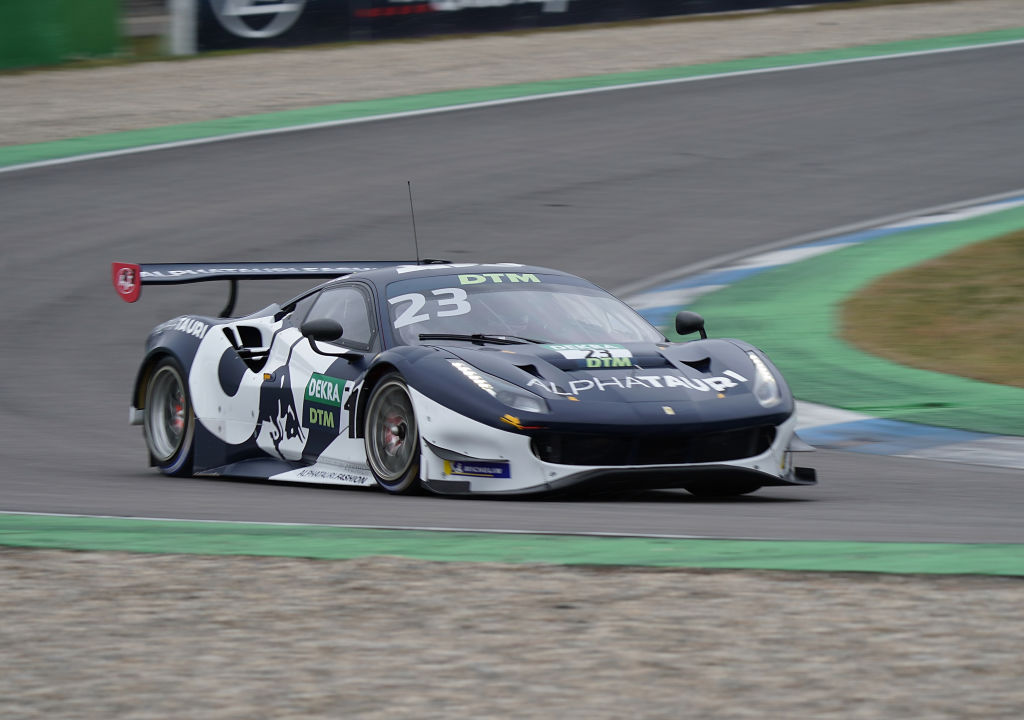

364,373,422,494
143,357,195,477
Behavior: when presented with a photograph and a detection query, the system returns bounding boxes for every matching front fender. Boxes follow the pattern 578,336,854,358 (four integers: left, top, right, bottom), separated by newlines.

353,345,443,438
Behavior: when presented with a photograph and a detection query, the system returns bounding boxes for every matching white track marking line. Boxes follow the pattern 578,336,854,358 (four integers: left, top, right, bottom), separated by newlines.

901,438,1024,470
628,286,727,310
881,197,1024,228
795,402,874,430
614,187,1024,297
723,242,861,269
2,38,1023,176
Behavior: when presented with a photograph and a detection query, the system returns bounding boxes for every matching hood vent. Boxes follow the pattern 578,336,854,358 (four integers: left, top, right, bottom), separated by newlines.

680,358,711,373
659,346,711,373
515,363,542,378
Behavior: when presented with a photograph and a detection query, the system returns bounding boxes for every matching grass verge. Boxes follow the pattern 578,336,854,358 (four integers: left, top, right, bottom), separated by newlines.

842,230,1024,389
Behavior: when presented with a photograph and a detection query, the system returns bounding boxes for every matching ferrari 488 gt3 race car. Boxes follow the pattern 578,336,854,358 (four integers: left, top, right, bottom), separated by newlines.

113,260,816,496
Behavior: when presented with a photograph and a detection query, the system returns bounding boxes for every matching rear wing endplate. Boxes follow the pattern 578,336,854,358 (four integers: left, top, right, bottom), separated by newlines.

112,261,421,317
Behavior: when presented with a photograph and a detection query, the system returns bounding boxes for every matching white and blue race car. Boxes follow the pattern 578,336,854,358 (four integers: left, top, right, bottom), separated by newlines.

113,260,815,496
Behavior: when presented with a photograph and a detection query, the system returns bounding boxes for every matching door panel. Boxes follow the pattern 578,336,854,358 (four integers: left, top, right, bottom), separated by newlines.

261,283,377,466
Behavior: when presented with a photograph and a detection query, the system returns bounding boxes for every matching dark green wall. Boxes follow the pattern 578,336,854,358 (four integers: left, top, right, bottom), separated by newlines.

0,0,120,69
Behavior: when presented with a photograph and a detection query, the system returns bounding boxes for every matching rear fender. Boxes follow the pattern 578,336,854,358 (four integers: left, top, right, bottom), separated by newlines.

130,348,191,467
131,347,192,418
130,317,213,415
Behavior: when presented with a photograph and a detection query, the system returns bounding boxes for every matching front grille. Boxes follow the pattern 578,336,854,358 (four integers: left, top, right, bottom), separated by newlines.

530,426,776,466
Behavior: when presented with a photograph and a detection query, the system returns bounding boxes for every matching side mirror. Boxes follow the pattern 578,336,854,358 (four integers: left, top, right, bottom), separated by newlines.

301,318,343,342
301,319,360,360
675,311,707,339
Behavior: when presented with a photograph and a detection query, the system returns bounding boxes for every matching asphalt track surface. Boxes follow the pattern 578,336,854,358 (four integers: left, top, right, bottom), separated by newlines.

2,43,1023,543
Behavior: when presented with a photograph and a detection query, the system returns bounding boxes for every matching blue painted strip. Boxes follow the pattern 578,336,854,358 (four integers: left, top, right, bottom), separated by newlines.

626,194,1024,469
799,227,903,246
660,267,766,290
799,419,990,455
647,228,912,294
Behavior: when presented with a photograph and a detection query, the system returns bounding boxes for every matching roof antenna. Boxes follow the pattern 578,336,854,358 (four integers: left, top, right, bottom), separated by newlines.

407,180,421,264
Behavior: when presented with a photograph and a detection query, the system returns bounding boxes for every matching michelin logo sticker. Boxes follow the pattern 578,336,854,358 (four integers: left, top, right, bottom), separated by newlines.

444,460,511,479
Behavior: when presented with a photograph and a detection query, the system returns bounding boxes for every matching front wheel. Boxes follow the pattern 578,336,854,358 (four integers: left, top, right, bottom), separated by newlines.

143,357,195,476
364,374,421,494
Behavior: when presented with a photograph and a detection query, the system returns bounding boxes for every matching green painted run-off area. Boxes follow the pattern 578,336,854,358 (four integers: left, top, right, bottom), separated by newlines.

2,514,1022,575
685,204,1024,436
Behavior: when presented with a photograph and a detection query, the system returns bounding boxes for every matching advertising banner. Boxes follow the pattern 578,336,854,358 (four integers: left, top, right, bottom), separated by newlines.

196,0,859,52
198,0,349,50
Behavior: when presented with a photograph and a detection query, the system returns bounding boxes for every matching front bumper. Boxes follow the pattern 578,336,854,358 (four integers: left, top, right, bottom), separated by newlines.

410,388,813,496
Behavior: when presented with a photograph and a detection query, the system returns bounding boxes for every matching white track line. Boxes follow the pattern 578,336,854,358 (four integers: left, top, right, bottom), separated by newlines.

2,37,1023,176
613,187,1024,297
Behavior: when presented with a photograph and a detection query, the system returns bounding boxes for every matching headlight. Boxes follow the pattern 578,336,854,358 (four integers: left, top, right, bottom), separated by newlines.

449,361,550,414
747,352,781,408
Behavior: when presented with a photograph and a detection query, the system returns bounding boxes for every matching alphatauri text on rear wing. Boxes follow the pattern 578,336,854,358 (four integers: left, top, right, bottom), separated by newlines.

111,261,422,316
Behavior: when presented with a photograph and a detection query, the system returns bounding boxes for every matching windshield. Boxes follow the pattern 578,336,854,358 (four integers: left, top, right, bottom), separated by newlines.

385,273,663,346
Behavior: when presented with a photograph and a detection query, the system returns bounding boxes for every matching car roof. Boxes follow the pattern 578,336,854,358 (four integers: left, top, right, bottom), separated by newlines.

323,262,580,289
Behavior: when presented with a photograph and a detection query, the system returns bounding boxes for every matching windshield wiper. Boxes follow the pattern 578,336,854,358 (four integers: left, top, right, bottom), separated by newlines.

418,333,547,345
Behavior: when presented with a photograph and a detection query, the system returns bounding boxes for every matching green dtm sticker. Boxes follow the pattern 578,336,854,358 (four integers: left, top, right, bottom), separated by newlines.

545,343,634,368
304,373,345,431
583,357,633,368
458,272,540,285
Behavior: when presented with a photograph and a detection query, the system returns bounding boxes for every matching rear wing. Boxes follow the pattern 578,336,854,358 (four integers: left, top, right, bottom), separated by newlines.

112,261,422,317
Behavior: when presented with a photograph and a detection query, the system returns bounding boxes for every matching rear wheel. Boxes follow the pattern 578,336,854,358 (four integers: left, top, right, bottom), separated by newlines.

364,374,421,494
143,358,195,476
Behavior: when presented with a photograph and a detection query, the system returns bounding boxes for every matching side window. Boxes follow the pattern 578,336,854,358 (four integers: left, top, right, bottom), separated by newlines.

286,293,319,326
305,286,376,350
